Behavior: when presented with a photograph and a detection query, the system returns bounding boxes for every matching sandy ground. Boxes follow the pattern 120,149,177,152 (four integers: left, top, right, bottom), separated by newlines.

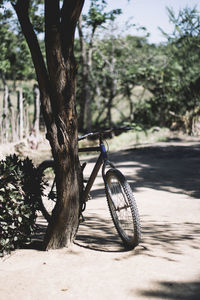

0,135,200,300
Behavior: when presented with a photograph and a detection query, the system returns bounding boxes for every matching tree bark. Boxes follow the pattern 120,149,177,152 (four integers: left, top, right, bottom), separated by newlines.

13,0,85,249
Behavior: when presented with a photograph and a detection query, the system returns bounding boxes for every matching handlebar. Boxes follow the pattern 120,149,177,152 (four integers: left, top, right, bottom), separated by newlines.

78,126,133,141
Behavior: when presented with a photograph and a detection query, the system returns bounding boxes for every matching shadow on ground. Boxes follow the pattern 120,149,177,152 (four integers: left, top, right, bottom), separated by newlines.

139,219,200,259
75,213,200,257
31,139,200,253
86,141,200,198
134,278,200,299
27,217,47,250
117,143,200,198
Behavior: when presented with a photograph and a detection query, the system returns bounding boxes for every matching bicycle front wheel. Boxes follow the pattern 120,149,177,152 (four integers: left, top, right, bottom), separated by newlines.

37,160,57,222
105,168,141,249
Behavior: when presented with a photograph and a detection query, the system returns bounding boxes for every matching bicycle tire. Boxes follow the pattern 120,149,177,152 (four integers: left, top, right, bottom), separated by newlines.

105,168,141,249
37,160,57,222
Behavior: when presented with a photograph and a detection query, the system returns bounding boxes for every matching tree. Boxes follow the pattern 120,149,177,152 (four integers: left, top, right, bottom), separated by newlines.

90,34,152,128
92,35,123,128
149,6,200,133
0,10,13,75
77,0,121,131
0,8,35,83
126,6,200,132
1,0,85,249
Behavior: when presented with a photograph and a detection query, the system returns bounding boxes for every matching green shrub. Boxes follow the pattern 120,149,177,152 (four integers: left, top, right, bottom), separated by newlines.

0,155,42,256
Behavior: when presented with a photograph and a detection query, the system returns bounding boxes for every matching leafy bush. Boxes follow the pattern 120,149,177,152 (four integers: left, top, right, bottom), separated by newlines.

0,155,42,256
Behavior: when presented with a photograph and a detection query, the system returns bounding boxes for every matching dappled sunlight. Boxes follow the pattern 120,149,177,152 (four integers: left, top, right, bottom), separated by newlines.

139,218,200,260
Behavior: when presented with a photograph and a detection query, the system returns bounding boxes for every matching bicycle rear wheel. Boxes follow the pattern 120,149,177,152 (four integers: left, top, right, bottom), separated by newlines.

105,168,141,249
37,160,57,222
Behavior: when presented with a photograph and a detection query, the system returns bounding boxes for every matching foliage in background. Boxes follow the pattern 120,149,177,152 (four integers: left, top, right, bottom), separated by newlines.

0,154,42,256
76,0,122,132
0,10,14,74
140,6,200,132
0,3,39,82
0,2,200,134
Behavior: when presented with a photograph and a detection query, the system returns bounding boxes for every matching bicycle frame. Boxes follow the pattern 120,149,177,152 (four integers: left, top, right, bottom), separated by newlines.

78,137,115,209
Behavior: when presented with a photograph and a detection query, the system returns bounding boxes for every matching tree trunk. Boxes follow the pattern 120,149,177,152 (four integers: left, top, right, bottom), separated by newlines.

77,15,94,132
33,84,40,137
106,60,117,128
96,46,118,128
77,16,87,131
13,0,85,249
129,95,134,122
126,85,134,122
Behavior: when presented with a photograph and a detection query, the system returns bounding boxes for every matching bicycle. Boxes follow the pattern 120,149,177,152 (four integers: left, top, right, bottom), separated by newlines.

37,128,141,249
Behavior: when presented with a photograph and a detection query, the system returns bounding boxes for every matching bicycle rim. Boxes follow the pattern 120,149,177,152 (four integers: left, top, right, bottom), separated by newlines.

105,168,141,249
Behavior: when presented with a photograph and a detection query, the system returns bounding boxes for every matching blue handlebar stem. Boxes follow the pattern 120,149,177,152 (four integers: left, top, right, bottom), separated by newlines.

100,143,107,159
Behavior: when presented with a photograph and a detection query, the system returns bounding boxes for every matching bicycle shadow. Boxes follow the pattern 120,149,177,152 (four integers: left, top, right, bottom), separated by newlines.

75,210,200,257
75,213,127,252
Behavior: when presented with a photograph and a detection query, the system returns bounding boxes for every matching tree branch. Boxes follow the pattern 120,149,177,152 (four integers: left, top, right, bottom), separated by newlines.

61,0,85,55
13,0,53,129
44,0,61,74
44,0,60,46
13,0,49,94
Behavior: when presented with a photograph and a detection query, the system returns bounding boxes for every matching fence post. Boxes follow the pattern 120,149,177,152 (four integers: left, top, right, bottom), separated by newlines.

17,87,24,140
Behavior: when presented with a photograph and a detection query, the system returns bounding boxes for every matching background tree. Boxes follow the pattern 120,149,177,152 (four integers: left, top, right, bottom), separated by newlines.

165,6,200,133
0,7,35,84
145,6,200,133
77,0,121,132
89,32,152,128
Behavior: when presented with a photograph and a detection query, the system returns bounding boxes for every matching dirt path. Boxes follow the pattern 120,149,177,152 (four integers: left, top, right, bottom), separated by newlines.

0,136,200,299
